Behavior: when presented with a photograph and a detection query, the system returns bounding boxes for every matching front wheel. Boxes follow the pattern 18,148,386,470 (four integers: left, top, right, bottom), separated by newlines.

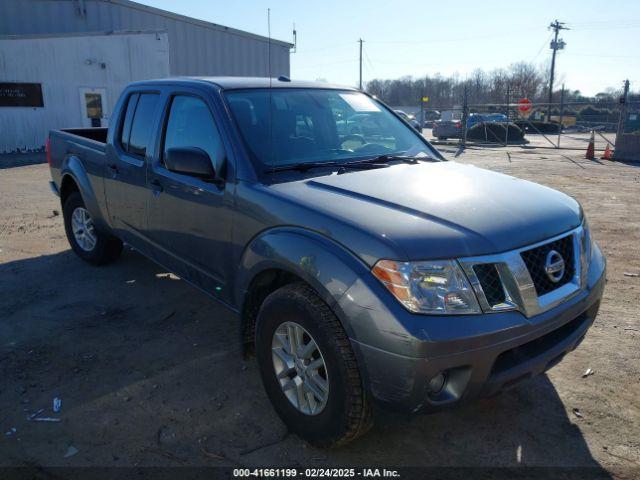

63,192,122,265
256,283,372,447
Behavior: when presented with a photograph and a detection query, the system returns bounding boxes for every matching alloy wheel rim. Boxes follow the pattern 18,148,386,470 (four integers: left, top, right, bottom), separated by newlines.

71,207,97,252
271,321,329,415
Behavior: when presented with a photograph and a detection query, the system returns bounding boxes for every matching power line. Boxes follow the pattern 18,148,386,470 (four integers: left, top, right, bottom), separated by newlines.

530,32,554,63
366,26,546,45
567,19,640,26
294,42,352,55
564,52,640,59
363,49,377,76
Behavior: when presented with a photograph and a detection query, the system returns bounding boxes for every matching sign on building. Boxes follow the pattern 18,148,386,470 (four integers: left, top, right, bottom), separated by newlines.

0,83,44,107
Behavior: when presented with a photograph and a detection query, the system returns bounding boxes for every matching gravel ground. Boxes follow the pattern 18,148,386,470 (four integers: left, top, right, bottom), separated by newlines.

0,141,638,479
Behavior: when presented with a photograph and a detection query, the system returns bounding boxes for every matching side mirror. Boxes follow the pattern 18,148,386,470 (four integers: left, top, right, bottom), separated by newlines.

165,147,216,179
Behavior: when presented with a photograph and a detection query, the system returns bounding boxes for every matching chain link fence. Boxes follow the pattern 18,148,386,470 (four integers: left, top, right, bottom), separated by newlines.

393,82,637,154
421,100,623,149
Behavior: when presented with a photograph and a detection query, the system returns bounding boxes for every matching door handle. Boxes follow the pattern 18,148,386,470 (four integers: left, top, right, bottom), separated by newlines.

150,179,163,194
107,163,119,175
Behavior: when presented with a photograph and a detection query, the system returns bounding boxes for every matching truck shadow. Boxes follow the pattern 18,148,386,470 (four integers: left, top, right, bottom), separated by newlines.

0,249,611,476
336,378,612,475
0,152,46,169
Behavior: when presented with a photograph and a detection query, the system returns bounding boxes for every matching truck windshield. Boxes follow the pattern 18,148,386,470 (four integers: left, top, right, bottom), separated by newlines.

225,89,434,170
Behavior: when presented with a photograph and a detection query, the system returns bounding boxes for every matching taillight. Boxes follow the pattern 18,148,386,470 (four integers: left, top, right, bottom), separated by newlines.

45,137,52,166
455,121,461,129
432,122,437,129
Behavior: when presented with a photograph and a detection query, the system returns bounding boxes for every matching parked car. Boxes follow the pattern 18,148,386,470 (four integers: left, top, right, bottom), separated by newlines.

394,109,421,130
564,125,590,133
423,109,441,123
47,77,606,447
431,118,462,139
432,113,513,140
467,113,507,128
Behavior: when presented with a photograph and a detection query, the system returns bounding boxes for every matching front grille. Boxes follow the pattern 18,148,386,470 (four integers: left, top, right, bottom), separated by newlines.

473,263,506,306
521,234,575,296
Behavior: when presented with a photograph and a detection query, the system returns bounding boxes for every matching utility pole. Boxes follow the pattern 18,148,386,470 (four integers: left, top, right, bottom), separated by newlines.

358,38,364,90
616,79,630,141
420,76,427,128
505,83,510,145
461,85,469,149
546,19,569,121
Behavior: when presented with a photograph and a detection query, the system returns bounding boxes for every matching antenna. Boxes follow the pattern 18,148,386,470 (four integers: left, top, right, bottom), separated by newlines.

267,8,272,84
267,8,274,171
291,23,297,53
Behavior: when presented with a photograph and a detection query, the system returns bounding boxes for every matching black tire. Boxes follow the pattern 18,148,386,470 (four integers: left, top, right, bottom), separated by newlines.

256,283,372,447
63,191,123,265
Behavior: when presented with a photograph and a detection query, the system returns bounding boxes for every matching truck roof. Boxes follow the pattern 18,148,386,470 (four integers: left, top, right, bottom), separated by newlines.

128,77,357,91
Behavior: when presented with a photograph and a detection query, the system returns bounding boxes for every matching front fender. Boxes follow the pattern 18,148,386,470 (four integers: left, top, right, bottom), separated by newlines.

61,155,109,231
236,227,371,339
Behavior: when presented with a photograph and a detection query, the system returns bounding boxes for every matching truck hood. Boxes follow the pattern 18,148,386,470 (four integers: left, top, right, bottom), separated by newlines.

269,161,582,263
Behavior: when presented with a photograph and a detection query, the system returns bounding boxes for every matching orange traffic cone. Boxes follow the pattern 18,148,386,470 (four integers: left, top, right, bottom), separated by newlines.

602,144,613,160
585,130,595,159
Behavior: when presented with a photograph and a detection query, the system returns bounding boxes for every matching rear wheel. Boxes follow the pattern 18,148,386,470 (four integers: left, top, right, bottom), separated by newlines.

63,192,122,265
256,283,372,447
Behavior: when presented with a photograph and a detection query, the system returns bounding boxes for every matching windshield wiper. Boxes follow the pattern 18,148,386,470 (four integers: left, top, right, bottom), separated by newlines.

340,153,429,168
265,161,340,173
265,154,431,174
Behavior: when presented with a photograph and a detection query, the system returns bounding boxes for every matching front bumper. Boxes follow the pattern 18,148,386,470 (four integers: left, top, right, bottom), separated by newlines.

338,244,606,413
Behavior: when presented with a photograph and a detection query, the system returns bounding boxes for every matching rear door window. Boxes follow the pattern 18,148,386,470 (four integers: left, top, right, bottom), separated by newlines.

127,93,160,157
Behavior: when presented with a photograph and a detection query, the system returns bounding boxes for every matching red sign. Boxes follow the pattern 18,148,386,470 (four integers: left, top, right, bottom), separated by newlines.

518,98,532,112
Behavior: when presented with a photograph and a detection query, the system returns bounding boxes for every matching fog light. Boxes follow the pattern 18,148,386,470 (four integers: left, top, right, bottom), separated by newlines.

428,372,446,394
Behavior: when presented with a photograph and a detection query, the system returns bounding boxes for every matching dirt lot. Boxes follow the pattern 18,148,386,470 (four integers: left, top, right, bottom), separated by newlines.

1,141,639,478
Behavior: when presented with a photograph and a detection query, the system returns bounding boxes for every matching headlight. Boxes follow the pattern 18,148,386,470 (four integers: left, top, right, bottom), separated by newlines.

371,259,481,314
581,217,593,264
580,217,595,287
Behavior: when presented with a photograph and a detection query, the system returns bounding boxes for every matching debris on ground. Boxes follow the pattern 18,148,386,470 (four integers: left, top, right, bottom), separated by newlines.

156,273,180,280
64,446,79,458
582,368,594,378
27,408,45,420
126,279,136,284
53,397,62,412
572,408,584,419
623,272,639,277
4,427,17,437
200,446,225,460
139,446,187,464
33,417,61,422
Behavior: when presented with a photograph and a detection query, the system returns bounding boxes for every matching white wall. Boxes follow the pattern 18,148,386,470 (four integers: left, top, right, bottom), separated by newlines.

0,32,170,152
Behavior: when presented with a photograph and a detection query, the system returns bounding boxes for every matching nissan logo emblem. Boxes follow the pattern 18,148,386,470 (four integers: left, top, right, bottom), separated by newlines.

545,250,565,283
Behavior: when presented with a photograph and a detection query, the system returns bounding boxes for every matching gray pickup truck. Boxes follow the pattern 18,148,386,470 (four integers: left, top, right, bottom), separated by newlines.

48,77,606,447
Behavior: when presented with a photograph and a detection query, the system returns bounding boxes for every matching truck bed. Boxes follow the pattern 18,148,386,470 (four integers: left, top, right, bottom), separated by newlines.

48,127,109,203
59,127,109,145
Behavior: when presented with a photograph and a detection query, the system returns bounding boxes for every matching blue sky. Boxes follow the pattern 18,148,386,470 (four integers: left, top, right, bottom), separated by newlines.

140,0,639,95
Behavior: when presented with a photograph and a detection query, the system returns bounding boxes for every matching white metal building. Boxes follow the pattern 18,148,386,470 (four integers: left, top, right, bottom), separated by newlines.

0,0,292,152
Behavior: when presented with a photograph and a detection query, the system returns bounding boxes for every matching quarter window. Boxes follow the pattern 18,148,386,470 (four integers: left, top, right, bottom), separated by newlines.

126,93,160,157
119,93,139,152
